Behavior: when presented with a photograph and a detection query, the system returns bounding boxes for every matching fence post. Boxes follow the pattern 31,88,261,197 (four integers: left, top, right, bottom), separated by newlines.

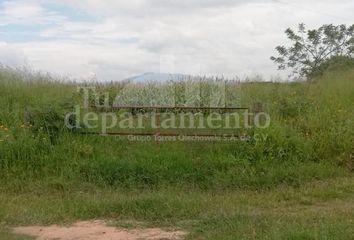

155,108,161,146
253,102,264,126
253,102,264,114
24,106,32,127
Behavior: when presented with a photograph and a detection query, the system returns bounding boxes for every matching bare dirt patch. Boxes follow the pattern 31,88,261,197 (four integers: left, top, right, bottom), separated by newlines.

14,220,186,240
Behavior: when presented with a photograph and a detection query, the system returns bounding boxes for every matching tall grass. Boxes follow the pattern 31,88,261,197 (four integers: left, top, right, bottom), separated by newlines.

0,66,353,190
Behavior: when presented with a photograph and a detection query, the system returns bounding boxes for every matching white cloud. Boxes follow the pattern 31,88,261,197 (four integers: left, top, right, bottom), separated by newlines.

0,42,27,67
1,0,353,80
12,41,158,80
0,0,65,26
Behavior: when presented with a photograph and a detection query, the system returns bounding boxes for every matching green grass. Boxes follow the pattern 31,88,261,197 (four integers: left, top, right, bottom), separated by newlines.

0,66,354,239
1,176,354,239
0,228,33,240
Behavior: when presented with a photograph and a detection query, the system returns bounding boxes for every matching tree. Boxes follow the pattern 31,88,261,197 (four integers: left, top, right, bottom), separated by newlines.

271,23,354,78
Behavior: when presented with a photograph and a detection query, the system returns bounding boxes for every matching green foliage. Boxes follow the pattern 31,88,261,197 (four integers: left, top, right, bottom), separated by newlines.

271,23,354,78
26,105,66,144
310,56,354,78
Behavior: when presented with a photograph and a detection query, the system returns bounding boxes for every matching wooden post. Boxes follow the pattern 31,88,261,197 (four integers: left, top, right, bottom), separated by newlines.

155,109,160,146
24,106,32,127
253,102,264,126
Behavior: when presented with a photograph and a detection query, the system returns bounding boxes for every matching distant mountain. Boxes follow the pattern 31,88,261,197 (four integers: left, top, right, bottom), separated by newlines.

125,72,190,83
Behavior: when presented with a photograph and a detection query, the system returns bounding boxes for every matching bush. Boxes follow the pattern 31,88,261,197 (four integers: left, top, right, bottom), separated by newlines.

25,100,79,143
310,56,354,79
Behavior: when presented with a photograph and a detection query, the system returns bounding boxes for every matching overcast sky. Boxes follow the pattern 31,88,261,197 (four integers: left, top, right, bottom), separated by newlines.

0,0,353,81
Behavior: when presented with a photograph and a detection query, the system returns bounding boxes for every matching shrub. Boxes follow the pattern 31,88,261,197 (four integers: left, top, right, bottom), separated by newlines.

310,56,354,79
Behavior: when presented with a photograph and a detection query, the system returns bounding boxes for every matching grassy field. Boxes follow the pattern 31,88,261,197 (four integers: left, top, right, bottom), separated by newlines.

0,66,353,239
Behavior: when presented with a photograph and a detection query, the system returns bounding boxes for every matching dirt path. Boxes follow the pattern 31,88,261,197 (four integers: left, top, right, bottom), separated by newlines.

14,220,186,240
